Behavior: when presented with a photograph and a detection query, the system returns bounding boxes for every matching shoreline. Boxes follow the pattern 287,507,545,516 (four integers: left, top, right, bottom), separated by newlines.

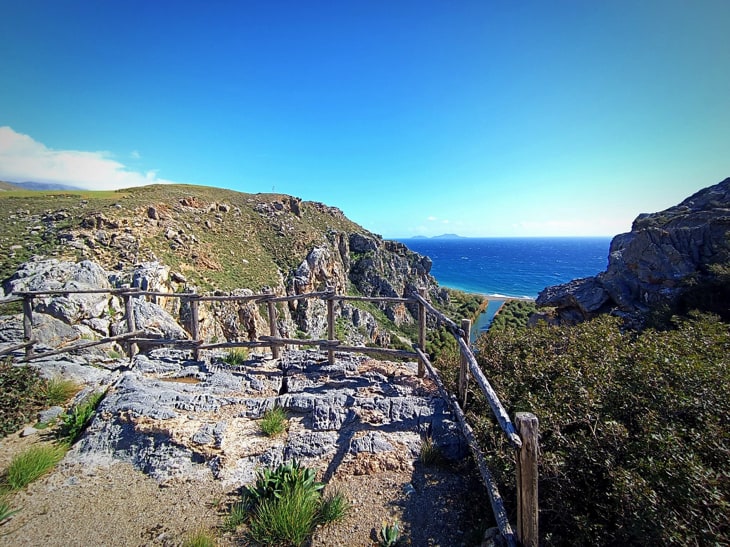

441,283,536,302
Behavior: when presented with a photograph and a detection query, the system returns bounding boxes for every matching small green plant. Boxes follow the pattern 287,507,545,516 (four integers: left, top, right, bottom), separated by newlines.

106,349,122,360
4,444,67,490
379,520,401,547
259,406,287,437
222,501,247,532
222,348,249,366
248,480,320,546
419,435,442,466
41,377,79,405
232,461,331,546
181,528,216,547
59,391,104,443
318,488,350,524
0,495,19,523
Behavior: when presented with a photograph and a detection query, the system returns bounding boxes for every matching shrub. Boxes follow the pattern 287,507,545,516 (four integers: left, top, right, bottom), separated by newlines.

379,520,401,547
0,358,47,437
4,444,67,490
259,406,287,437
471,313,730,546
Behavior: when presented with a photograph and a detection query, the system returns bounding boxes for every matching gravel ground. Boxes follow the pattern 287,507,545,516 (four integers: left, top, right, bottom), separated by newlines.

0,432,491,546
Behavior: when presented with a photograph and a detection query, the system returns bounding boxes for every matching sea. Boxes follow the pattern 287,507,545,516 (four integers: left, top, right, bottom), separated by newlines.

397,237,613,335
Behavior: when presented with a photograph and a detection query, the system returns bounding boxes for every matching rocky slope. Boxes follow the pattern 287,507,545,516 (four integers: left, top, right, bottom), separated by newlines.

537,178,730,324
0,184,448,345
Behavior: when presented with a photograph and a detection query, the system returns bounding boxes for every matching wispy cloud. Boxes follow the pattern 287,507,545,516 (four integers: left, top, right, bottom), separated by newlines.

0,126,183,190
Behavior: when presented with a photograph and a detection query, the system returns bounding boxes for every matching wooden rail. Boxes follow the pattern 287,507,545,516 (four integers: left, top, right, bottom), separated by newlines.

10,283,538,545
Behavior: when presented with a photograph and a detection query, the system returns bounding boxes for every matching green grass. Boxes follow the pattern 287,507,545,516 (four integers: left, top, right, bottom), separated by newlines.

4,444,67,490
419,436,443,467
181,528,217,547
248,480,320,547
222,502,247,532
318,488,350,524
222,348,249,366
41,377,80,406
0,495,19,523
259,406,287,437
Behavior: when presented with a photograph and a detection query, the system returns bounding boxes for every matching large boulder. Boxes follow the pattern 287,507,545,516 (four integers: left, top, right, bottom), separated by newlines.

537,178,730,323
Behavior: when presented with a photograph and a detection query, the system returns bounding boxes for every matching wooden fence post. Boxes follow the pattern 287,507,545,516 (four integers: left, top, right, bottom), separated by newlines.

516,412,539,547
417,288,427,377
265,289,280,359
326,287,335,366
458,318,471,407
123,287,138,358
190,294,200,361
22,295,34,358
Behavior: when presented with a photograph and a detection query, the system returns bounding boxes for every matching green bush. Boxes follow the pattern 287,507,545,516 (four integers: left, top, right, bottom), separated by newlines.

0,359,47,437
488,299,536,332
470,313,730,545
318,488,350,524
4,444,67,490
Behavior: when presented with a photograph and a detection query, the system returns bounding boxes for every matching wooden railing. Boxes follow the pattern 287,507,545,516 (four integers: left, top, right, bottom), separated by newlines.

6,285,538,547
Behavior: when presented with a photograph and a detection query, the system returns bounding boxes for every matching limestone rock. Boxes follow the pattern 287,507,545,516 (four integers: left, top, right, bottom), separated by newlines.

537,178,730,323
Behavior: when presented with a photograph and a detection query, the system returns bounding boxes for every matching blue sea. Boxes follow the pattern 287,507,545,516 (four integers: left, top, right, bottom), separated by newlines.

397,237,613,334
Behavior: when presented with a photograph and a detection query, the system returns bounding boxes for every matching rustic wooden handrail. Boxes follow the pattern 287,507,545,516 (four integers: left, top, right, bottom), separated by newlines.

11,282,537,545
414,345,517,547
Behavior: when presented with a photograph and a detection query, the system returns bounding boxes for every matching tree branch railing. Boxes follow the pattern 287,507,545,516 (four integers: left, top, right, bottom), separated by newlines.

10,284,538,546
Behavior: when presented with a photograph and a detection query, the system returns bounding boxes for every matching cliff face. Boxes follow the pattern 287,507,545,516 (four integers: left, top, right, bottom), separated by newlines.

537,178,730,324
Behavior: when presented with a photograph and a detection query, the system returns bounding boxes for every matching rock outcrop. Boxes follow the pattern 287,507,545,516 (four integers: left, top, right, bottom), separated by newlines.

537,178,730,323
67,348,463,485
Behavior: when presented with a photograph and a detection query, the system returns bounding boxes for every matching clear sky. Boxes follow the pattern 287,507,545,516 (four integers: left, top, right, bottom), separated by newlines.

1,1,728,238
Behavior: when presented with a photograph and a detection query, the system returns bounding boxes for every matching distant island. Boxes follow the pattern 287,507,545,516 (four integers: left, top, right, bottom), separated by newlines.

406,233,466,240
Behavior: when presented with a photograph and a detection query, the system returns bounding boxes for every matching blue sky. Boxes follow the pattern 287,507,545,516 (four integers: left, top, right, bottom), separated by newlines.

1,1,728,238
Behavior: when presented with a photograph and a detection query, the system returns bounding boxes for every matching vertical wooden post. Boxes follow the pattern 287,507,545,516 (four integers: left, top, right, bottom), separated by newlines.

516,412,539,547
326,286,335,366
22,294,34,358
458,318,471,407
265,290,280,359
417,288,427,377
190,295,200,361
123,287,138,358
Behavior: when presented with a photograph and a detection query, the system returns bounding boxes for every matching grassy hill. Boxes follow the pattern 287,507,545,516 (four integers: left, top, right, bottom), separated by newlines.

0,183,366,291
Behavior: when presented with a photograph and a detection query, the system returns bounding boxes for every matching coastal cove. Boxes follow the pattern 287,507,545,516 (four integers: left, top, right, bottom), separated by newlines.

397,237,612,334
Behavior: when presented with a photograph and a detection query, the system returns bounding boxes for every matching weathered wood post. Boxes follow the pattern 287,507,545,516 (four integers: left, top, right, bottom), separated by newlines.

190,293,200,361
122,286,138,358
326,286,335,366
264,289,280,359
515,412,539,547
458,318,471,407
22,294,34,358
417,288,427,377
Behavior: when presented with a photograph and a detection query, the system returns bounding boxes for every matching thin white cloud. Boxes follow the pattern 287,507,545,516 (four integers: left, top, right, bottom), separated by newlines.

0,126,183,190
130,150,141,160
426,215,438,221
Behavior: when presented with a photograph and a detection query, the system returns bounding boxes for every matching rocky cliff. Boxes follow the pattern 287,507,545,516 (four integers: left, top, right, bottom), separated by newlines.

536,178,730,324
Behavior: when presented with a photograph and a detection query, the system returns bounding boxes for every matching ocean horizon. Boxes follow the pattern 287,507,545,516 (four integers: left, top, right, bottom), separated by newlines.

397,236,613,299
